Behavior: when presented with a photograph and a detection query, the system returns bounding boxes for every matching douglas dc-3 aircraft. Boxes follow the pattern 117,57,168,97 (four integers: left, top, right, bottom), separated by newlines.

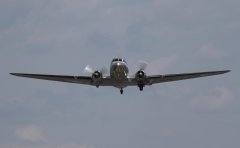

10,58,230,94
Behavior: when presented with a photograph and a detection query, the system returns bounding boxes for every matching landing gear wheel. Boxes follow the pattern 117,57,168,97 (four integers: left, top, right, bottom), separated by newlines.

138,85,144,91
120,88,123,94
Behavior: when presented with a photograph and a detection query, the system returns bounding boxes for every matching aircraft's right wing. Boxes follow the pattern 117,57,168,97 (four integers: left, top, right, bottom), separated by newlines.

10,73,93,85
10,73,115,86
145,70,230,85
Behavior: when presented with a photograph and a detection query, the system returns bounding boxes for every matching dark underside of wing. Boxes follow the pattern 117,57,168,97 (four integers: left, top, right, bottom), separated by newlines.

146,70,230,85
10,73,93,85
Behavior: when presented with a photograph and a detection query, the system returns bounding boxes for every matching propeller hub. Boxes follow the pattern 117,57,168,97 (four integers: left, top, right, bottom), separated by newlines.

136,70,146,80
92,71,102,79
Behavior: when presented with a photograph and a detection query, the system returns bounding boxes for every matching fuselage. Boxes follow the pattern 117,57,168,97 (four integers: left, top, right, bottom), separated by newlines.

110,58,129,88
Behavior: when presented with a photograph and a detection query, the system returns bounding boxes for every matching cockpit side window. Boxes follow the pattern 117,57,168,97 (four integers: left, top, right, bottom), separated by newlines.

112,59,117,62
112,58,127,63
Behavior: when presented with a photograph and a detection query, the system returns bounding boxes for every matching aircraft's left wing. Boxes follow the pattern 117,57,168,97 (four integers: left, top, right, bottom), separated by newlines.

10,73,113,86
127,70,230,86
145,70,230,85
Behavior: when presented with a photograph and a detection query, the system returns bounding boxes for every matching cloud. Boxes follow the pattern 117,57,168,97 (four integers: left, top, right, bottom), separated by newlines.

0,143,95,148
191,87,234,110
147,127,177,143
15,125,47,143
146,55,178,74
197,44,224,59
152,128,177,138
58,144,94,148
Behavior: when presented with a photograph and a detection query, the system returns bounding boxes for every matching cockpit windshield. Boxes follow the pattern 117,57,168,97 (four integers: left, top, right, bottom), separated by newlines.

112,58,127,63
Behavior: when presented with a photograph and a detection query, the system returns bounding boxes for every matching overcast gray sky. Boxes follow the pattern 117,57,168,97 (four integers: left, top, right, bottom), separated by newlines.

1,0,240,148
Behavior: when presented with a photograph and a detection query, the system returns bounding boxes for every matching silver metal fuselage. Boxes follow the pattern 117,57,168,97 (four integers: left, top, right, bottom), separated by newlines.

110,60,129,88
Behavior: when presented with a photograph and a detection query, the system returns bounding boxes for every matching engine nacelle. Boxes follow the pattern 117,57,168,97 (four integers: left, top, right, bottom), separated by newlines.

92,71,103,86
135,70,146,80
135,70,147,91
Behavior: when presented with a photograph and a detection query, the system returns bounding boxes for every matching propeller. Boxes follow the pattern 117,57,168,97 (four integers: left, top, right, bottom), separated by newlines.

84,65,95,74
138,60,148,71
100,66,108,75
84,65,108,75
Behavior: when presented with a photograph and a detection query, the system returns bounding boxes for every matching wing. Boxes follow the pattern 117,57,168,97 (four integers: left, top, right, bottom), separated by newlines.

145,70,230,85
10,73,114,86
10,70,230,87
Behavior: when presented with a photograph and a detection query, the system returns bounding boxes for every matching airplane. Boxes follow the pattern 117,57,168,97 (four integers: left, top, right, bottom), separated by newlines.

10,58,230,94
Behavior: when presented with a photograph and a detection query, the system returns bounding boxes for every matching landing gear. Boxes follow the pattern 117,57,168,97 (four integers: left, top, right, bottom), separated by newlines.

120,88,123,94
138,84,144,91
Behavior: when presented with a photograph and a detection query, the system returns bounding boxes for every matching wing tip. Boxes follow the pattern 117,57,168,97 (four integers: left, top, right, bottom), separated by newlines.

10,73,25,77
10,73,17,76
222,70,231,74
